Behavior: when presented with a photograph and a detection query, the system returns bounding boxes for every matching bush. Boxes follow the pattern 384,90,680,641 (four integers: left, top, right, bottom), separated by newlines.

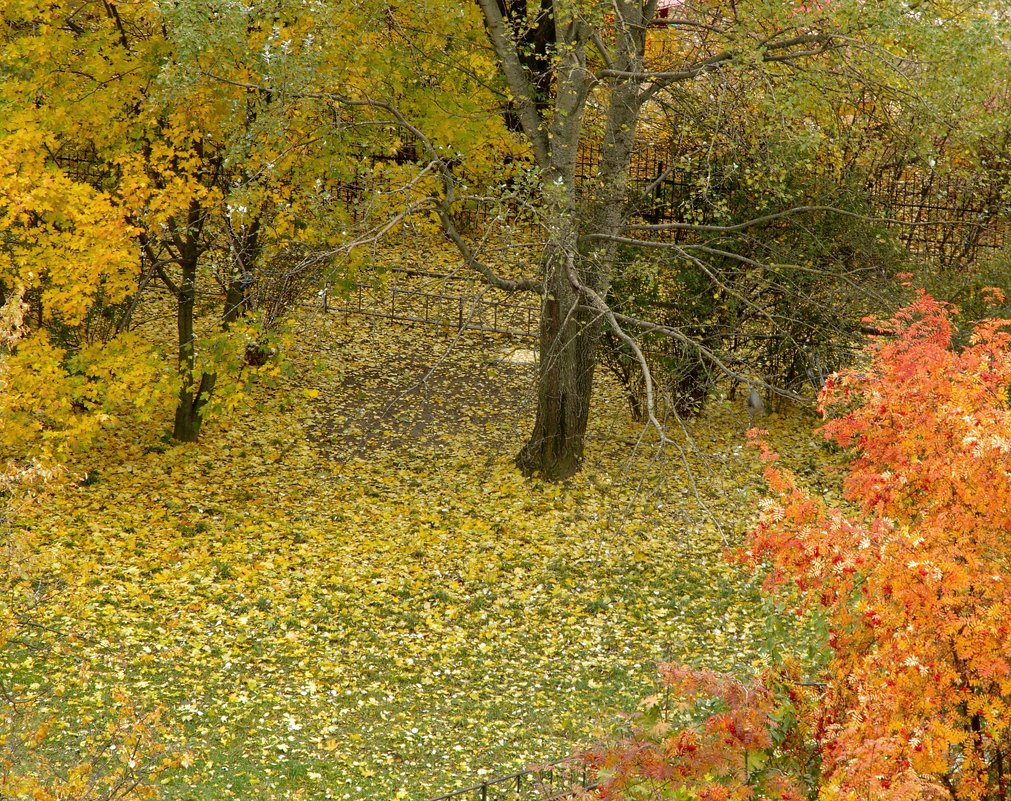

605,176,907,419
591,291,1011,800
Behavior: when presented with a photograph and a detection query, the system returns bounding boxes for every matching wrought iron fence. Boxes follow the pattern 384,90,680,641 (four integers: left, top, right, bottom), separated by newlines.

49,126,1008,268
869,169,1008,265
600,140,1010,263
426,758,595,801
334,281,539,339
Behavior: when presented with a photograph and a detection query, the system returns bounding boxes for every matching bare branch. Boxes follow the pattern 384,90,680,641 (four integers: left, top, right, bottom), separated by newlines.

600,49,733,85
588,28,615,70
591,203,979,237
563,251,668,440
139,234,180,296
652,17,728,35
603,32,839,101
437,206,543,294
611,310,803,401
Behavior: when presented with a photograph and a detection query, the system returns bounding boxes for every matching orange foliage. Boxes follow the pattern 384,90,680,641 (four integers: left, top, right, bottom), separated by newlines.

583,663,814,800
746,291,1011,801
590,292,1011,801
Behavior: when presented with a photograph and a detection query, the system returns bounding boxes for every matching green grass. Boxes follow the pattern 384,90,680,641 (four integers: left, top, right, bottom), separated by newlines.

10,312,829,800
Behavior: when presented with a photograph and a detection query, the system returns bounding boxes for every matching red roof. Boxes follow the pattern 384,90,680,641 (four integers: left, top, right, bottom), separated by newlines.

654,0,686,22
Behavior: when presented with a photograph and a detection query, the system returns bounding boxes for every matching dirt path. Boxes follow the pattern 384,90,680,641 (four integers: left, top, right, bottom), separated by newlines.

297,311,540,461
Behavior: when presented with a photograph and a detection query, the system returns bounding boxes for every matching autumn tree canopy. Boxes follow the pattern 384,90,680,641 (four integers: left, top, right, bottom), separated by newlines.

1,0,1008,463
0,0,527,455
747,291,1011,800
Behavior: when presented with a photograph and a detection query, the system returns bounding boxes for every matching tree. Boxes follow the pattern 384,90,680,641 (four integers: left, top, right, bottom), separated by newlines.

465,0,1011,479
586,291,1011,801
458,0,1011,479
0,0,354,444
746,290,1011,800
0,128,168,461
463,1,839,477
0,0,227,444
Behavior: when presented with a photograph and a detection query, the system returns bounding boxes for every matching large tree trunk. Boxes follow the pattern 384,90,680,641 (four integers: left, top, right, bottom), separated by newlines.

517,259,601,479
477,0,648,479
516,98,643,477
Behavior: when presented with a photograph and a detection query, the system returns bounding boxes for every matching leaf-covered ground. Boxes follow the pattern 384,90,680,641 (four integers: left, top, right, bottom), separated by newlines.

15,294,834,800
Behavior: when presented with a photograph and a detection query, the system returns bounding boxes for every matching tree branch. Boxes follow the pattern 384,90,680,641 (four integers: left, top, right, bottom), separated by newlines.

605,32,838,101
595,204,978,236
563,250,668,440
473,0,550,165
612,310,802,401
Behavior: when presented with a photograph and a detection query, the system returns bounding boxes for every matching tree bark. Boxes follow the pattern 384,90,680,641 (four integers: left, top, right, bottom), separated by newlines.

223,205,261,328
476,0,650,479
171,201,215,442
517,253,601,479
173,371,216,442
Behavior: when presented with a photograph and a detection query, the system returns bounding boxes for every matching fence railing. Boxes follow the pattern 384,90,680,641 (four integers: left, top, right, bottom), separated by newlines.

335,281,539,339
426,758,595,801
602,141,1010,264
51,123,1008,270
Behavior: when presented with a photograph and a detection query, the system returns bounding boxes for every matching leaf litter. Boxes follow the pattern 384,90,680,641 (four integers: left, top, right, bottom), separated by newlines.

15,283,837,800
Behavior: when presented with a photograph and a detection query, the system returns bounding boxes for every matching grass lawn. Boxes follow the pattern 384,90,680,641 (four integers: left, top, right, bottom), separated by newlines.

10,306,830,800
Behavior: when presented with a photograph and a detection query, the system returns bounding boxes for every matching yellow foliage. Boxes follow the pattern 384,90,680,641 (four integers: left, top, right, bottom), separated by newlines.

0,329,171,462
11,275,832,799
0,131,139,326
1,447,169,801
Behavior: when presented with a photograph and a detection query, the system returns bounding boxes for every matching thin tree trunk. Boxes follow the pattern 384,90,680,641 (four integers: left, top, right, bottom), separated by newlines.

173,371,216,442
172,202,215,442
222,278,247,328
223,218,260,327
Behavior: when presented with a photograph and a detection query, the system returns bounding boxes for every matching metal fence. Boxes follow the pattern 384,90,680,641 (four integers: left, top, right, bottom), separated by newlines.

51,117,1008,268
354,138,1006,263
870,169,1008,266
577,139,1010,264
335,280,539,339
426,758,595,801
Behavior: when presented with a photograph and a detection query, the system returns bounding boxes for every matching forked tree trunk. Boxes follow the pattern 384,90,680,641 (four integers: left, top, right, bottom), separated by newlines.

173,371,216,442
515,103,642,478
475,0,648,480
